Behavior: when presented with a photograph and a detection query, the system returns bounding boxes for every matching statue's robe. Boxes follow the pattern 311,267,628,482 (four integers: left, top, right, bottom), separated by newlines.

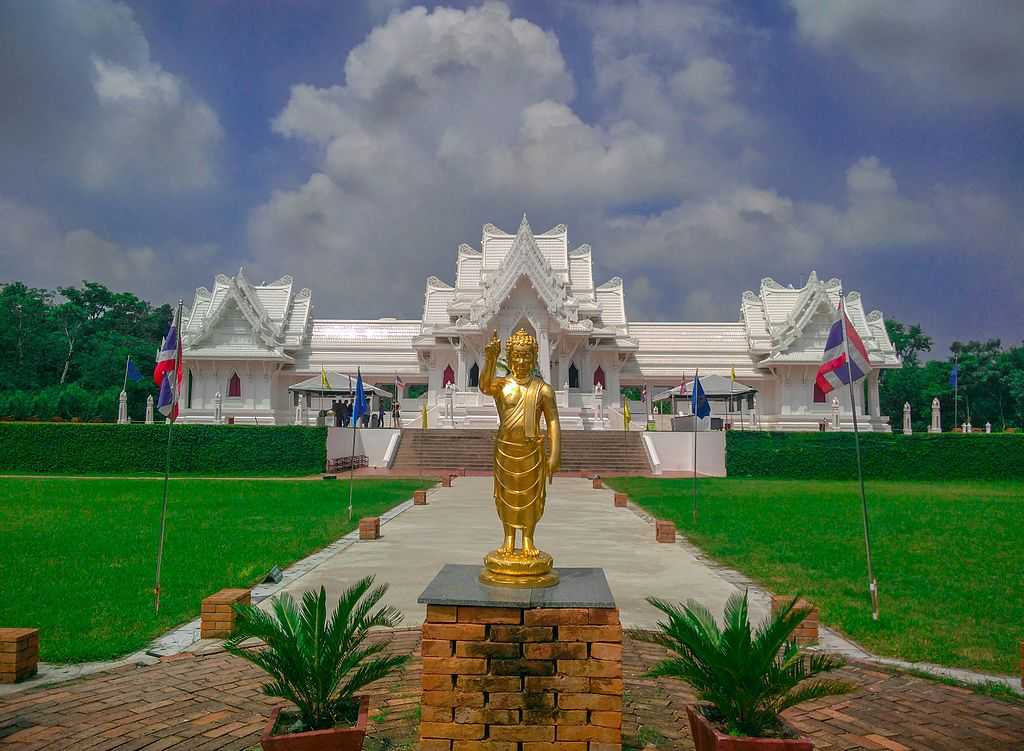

493,377,547,530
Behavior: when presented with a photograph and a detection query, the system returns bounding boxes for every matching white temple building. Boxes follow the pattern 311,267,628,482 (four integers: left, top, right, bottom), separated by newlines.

179,217,899,431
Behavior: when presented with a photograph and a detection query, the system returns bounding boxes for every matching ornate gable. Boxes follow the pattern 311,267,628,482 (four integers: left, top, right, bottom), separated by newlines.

185,269,297,355
470,216,577,328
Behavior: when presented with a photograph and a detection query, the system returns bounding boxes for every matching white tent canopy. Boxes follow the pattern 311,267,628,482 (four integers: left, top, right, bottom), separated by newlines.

288,372,390,396
652,374,757,402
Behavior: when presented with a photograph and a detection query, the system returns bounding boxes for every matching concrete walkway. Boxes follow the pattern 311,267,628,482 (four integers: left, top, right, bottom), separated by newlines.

271,476,768,629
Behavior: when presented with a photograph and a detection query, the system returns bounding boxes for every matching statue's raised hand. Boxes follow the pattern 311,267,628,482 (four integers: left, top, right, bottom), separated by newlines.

485,331,501,361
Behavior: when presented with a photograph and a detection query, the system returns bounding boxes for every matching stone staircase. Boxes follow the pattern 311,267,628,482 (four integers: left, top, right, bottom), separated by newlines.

391,429,651,474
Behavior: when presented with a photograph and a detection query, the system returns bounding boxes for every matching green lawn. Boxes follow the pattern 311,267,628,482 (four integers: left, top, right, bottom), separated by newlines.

605,477,1024,675
0,477,431,663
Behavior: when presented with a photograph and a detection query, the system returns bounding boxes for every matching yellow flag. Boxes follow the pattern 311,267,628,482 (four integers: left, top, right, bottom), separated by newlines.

421,401,428,429
623,401,631,431
320,365,331,390
730,366,736,382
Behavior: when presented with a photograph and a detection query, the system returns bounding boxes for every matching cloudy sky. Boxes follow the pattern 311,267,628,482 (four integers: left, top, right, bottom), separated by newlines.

2,0,1022,354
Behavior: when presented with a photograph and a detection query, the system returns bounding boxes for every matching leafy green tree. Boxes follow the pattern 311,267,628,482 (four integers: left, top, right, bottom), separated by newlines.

884,319,932,366
0,280,170,421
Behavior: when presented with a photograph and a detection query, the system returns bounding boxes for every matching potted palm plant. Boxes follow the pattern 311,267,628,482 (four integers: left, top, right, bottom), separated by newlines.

225,577,408,751
632,591,852,750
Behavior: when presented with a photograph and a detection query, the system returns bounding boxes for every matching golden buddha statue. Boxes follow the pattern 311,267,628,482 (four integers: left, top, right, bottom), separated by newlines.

479,328,561,587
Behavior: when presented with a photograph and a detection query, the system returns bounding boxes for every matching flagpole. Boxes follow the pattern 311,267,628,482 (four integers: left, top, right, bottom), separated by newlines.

348,374,357,521
953,354,958,430
154,298,183,615
122,355,131,393
842,308,879,621
692,371,698,524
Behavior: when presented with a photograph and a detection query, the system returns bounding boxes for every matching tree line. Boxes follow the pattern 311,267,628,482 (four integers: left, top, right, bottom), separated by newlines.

0,281,171,422
880,320,1024,432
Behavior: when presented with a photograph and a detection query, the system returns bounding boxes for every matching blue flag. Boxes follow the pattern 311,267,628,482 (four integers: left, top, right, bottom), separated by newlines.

691,373,711,419
126,357,143,383
948,364,958,388
351,369,367,425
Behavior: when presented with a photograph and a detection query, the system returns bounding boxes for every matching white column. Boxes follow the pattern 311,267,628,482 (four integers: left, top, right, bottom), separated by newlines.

145,395,154,424
902,402,912,435
869,372,881,418
930,397,941,432
456,346,466,389
118,391,128,424
538,328,551,383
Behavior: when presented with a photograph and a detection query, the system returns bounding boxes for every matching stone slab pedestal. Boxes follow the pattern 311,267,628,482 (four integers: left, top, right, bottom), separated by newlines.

201,589,250,639
418,565,622,751
770,595,819,645
0,628,39,684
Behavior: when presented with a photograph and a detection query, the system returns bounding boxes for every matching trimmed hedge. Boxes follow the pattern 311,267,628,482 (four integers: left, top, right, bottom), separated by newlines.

0,423,328,475
726,431,1024,481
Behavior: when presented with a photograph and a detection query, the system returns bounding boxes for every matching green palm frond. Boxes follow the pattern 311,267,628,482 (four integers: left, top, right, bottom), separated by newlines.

641,590,852,737
224,576,409,732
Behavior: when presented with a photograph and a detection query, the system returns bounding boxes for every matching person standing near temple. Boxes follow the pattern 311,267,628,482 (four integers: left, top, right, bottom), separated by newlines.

392,399,401,428
377,397,386,428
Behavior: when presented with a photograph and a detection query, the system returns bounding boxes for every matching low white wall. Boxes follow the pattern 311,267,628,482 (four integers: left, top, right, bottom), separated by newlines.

644,431,726,476
326,428,400,468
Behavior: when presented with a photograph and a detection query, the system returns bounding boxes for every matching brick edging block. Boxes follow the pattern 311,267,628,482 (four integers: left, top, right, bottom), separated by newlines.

359,516,381,540
770,595,819,644
200,589,250,640
592,476,603,489
655,520,675,543
414,489,428,505
0,628,39,684
613,492,628,508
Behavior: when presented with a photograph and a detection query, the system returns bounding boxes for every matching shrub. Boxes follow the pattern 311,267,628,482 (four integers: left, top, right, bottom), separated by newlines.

0,423,328,475
726,431,1024,481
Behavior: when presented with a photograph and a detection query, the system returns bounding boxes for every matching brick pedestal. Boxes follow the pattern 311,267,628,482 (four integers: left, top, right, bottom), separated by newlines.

613,493,628,508
0,628,38,684
441,475,453,487
359,517,381,540
655,520,675,543
200,589,250,639
591,476,603,489
770,595,819,645
419,565,622,751
415,490,428,505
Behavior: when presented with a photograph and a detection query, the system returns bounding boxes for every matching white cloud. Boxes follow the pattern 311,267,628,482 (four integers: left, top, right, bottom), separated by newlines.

0,0,223,193
248,2,689,315
790,0,1024,107
0,196,221,304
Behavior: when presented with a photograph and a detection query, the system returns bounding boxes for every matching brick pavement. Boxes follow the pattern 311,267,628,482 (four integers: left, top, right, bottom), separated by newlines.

1,631,1022,750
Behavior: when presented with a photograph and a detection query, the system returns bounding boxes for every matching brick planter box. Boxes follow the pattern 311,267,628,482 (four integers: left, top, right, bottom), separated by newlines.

592,476,603,489
419,603,623,750
414,489,428,505
613,492,628,508
771,595,819,645
0,628,39,684
655,520,676,543
359,517,381,540
200,589,251,640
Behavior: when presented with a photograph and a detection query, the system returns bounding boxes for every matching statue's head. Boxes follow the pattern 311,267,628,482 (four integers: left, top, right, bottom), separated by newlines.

506,328,538,380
